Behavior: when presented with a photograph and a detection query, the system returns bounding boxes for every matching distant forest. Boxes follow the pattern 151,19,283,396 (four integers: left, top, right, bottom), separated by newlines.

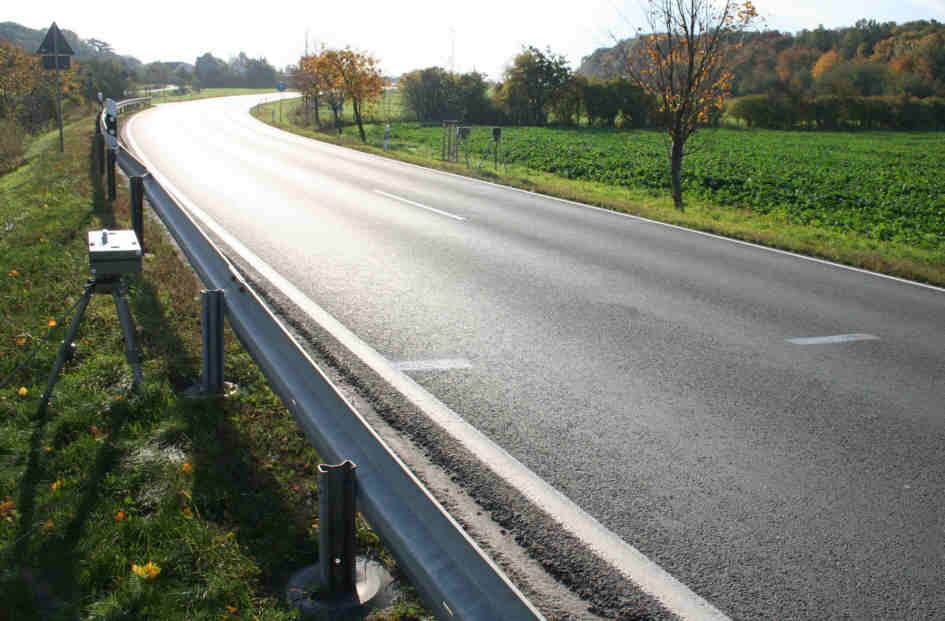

0,21,279,91
578,19,945,129
579,19,945,98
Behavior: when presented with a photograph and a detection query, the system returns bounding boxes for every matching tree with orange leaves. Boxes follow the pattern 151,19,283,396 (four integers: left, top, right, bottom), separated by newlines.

315,47,383,143
296,47,383,142
627,0,759,209
0,40,38,120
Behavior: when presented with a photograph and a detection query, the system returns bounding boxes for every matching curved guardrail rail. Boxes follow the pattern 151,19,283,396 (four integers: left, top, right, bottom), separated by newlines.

109,99,544,621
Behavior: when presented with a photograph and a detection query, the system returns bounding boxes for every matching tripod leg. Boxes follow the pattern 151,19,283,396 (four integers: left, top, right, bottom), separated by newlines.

112,284,143,388
40,283,94,412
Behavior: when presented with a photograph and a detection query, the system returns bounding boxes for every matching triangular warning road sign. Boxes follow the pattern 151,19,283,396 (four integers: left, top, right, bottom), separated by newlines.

36,22,75,56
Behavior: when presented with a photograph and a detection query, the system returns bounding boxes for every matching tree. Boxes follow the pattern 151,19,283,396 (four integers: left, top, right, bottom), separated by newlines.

400,67,494,123
195,53,229,88
626,0,759,209
316,48,382,142
293,55,322,125
0,40,37,119
400,66,451,121
85,38,113,56
811,50,841,81
499,46,572,125
80,57,131,101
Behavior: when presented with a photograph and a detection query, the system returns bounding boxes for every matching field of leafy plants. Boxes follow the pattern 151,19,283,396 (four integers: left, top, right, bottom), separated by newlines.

368,123,945,251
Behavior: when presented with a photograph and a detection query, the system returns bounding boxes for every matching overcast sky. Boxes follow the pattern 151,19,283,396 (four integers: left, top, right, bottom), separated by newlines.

7,0,944,79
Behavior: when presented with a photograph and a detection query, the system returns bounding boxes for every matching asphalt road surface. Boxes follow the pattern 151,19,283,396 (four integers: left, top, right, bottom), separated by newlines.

124,94,945,620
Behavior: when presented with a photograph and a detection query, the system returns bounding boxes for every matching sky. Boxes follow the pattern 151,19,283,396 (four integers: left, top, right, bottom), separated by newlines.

6,0,945,79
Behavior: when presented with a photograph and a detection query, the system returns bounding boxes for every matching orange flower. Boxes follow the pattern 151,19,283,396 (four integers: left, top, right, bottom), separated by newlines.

114,510,126,522
7,270,18,277
181,507,192,516
47,319,57,328
50,480,63,492
181,462,192,474
131,561,161,579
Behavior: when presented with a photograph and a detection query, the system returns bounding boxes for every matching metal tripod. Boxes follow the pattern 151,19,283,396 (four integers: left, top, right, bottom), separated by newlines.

40,276,143,411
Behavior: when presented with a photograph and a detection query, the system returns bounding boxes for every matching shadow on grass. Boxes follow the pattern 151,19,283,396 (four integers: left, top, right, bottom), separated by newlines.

4,398,134,621
88,134,116,232
184,399,319,596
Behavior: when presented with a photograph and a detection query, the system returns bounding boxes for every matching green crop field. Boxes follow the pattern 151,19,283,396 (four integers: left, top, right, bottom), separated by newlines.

356,123,945,252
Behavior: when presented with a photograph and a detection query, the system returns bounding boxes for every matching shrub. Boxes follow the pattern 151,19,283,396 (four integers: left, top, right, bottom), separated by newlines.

0,119,26,173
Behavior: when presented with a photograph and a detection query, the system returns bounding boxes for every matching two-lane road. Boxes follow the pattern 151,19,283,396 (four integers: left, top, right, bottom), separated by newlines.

125,94,945,620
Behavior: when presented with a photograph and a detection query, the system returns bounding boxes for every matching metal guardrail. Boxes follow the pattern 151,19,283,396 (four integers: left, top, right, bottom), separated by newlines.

106,99,544,620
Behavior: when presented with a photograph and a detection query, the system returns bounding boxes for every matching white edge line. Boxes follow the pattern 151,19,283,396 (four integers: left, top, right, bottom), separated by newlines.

123,111,546,620
126,102,733,621
374,189,467,221
245,101,945,296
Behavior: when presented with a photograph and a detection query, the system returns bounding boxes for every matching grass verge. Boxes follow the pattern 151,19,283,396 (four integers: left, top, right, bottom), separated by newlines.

151,88,281,105
253,99,945,288
0,116,428,619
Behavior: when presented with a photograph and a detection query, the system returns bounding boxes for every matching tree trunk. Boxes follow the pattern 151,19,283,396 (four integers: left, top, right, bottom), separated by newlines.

670,137,685,211
313,94,320,126
354,99,366,143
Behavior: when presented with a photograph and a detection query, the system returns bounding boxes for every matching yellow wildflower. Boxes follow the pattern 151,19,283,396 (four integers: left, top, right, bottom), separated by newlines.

47,319,57,328
132,561,161,579
18,387,28,397
50,480,63,492
7,270,18,277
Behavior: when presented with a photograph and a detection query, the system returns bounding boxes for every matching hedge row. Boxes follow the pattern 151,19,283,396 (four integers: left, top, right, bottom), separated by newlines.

726,95,945,130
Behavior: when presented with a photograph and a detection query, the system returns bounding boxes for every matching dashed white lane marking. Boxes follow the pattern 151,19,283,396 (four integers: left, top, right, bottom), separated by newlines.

374,189,467,222
787,333,880,345
392,358,473,372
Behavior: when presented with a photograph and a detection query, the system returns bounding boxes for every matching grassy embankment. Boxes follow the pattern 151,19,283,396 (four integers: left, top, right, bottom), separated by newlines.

0,114,427,618
254,96,945,288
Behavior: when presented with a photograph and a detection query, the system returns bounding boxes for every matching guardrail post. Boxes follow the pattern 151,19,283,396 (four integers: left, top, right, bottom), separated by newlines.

319,461,358,598
286,461,392,616
130,176,144,252
107,149,116,201
201,289,224,394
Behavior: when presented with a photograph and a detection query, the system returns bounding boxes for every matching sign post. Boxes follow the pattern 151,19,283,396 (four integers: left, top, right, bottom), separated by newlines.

277,82,287,123
36,23,75,153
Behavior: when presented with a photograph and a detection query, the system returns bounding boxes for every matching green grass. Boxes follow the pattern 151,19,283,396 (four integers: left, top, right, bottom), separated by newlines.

254,98,945,287
274,89,410,126
151,88,281,105
0,115,429,619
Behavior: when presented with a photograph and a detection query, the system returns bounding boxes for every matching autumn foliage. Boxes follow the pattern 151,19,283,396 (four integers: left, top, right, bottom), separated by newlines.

293,47,383,142
627,0,759,209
